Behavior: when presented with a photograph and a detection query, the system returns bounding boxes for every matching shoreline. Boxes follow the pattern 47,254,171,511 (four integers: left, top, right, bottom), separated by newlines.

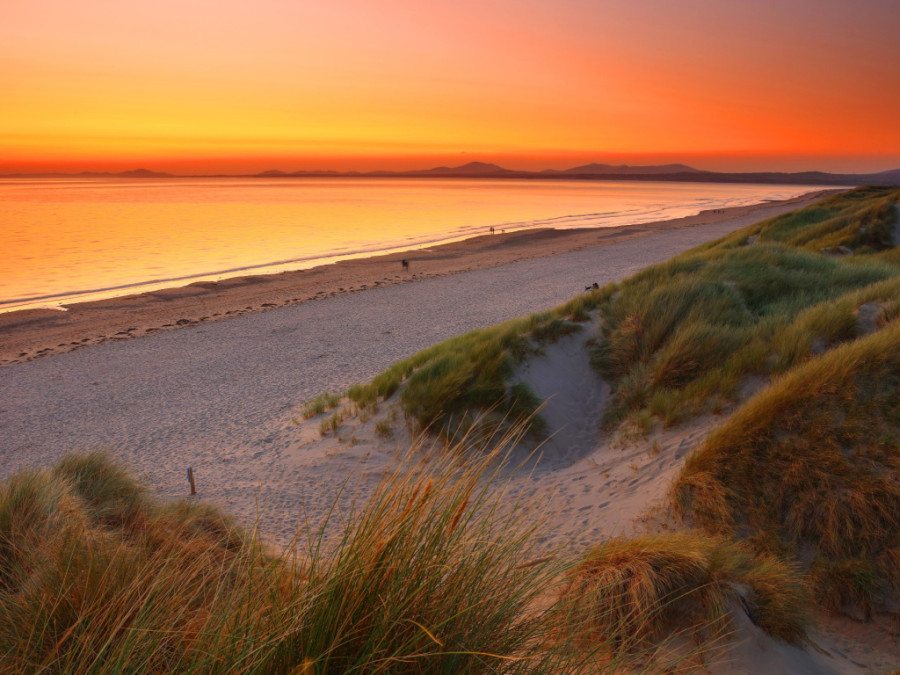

0,189,835,366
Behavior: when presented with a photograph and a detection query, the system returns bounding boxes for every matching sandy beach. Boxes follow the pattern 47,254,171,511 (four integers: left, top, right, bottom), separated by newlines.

0,190,838,527
0,190,834,534
3,189,850,545
0,190,832,512
0,190,832,366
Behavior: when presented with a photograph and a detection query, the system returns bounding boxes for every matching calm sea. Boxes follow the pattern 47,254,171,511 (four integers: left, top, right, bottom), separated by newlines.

1,177,818,312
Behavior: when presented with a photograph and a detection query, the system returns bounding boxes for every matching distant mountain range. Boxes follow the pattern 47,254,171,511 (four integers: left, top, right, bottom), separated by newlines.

255,161,708,178
249,161,900,186
4,163,900,186
2,168,175,179
545,162,704,175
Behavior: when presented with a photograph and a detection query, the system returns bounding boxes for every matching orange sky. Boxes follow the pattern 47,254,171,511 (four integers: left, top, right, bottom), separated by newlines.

2,0,899,174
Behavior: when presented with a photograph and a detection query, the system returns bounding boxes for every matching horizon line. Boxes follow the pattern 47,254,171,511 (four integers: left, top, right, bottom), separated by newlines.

2,159,899,182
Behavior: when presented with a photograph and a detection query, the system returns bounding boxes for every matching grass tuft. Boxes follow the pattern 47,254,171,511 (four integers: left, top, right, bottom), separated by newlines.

374,419,393,439
346,303,597,441
561,531,810,658
0,446,625,673
301,392,344,419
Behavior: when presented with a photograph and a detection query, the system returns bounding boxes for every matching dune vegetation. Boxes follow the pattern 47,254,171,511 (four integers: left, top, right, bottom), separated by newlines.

0,445,811,673
563,532,810,654
334,308,595,439
587,186,900,621
673,321,900,617
0,446,588,673
319,186,900,629
591,186,900,428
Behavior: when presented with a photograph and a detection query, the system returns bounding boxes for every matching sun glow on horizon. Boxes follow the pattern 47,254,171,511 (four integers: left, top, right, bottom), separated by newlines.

2,0,899,174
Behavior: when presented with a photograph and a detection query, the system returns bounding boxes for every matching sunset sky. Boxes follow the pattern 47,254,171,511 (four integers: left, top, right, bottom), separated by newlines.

3,0,899,174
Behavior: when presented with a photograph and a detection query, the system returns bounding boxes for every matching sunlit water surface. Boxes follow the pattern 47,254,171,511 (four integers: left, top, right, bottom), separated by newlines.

1,177,820,312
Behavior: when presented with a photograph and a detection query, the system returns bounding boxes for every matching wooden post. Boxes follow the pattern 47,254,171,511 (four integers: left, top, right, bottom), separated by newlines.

187,467,196,495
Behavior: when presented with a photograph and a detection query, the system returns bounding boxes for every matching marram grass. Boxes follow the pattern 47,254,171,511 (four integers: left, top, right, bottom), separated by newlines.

0,445,813,673
591,186,900,427
0,444,614,673
562,531,810,658
582,185,900,618
673,320,900,617
342,298,606,440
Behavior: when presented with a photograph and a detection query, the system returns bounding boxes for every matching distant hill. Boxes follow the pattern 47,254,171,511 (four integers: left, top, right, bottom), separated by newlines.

555,162,705,175
116,168,173,178
871,168,900,182
408,161,516,176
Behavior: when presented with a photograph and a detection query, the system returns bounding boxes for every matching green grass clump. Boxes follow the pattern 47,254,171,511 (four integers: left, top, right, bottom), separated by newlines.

700,185,899,254
562,532,810,659
0,454,282,673
292,434,579,673
301,392,344,419
319,411,341,436
591,186,900,426
673,321,900,617
0,449,618,673
374,419,393,438
530,317,583,343
346,297,605,440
